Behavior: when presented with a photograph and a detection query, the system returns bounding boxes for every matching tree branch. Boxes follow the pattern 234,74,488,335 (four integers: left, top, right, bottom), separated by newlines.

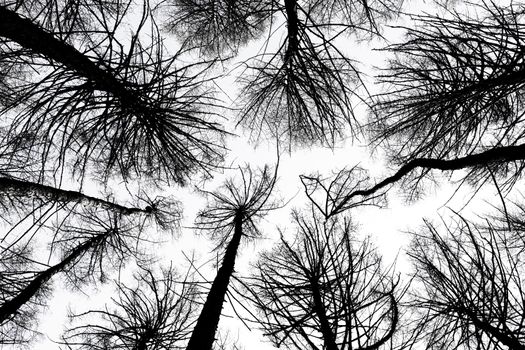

330,143,525,216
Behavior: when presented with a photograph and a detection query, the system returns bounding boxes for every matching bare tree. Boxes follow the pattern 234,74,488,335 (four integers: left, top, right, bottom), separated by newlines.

0,206,160,343
407,209,525,349
186,165,278,350
237,0,362,147
164,0,401,147
0,245,43,345
0,1,224,183
245,207,401,350
62,264,197,350
370,1,525,188
163,0,273,56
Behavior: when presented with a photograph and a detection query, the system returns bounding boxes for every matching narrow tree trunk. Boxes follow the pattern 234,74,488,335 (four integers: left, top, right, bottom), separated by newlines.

0,176,146,215
310,280,338,350
0,234,103,324
0,6,138,105
463,308,525,350
186,214,243,350
284,0,299,60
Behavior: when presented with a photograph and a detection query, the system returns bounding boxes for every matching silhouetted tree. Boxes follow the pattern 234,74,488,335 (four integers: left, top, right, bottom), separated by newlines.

237,0,361,147
0,206,159,343
186,165,278,350
163,0,273,56
245,207,400,350
408,209,525,349
165,0,401,147
0,245,40,345
0,1,224,183
369,1,525,190
62,264,197,350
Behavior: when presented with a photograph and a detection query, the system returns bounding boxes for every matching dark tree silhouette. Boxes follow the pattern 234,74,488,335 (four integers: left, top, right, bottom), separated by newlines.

245,207,400,350
0,1,224,183
237,0,361,147
300,165,387,218
408,210,525,350
186,165,278,350
163,0,401,147
371,1,525,187
0,245,41,345
163,0,273,56
0,206,157,343
62,265,197,350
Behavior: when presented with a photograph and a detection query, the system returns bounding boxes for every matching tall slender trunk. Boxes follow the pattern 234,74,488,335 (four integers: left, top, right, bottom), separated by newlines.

0,234,104,324
0,6,139,106
186,214,243,350
0,176,146,215
284,0,299,60
310,280,338,350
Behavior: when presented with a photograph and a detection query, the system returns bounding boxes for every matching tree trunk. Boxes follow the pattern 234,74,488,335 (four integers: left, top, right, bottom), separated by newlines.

0,6,139,106
0,234,103,324
186,214,243,350
284,0,299,60
463,307,525,350
0,176,146,215
310,280,338,350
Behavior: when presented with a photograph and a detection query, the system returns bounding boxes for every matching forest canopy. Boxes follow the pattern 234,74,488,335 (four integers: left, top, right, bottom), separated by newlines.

0,0,525,349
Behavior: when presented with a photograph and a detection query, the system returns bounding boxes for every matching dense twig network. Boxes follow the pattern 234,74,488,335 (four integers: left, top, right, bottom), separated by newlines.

63,265,198,350
0,2,225,183
408,210,525,350
245,208,401,350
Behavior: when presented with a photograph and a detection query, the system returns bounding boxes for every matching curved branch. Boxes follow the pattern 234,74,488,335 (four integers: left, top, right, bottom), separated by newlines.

330,143,525,216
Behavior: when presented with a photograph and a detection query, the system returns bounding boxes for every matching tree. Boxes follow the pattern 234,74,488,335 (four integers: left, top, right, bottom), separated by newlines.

164,0,401,147
245,207,401,350
367,1,525,192
0,0,224,183
0,205,159,344
293,1,525,220
407,209,525,349
5,0,525,349
186,165,278,350
62,265,197,350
